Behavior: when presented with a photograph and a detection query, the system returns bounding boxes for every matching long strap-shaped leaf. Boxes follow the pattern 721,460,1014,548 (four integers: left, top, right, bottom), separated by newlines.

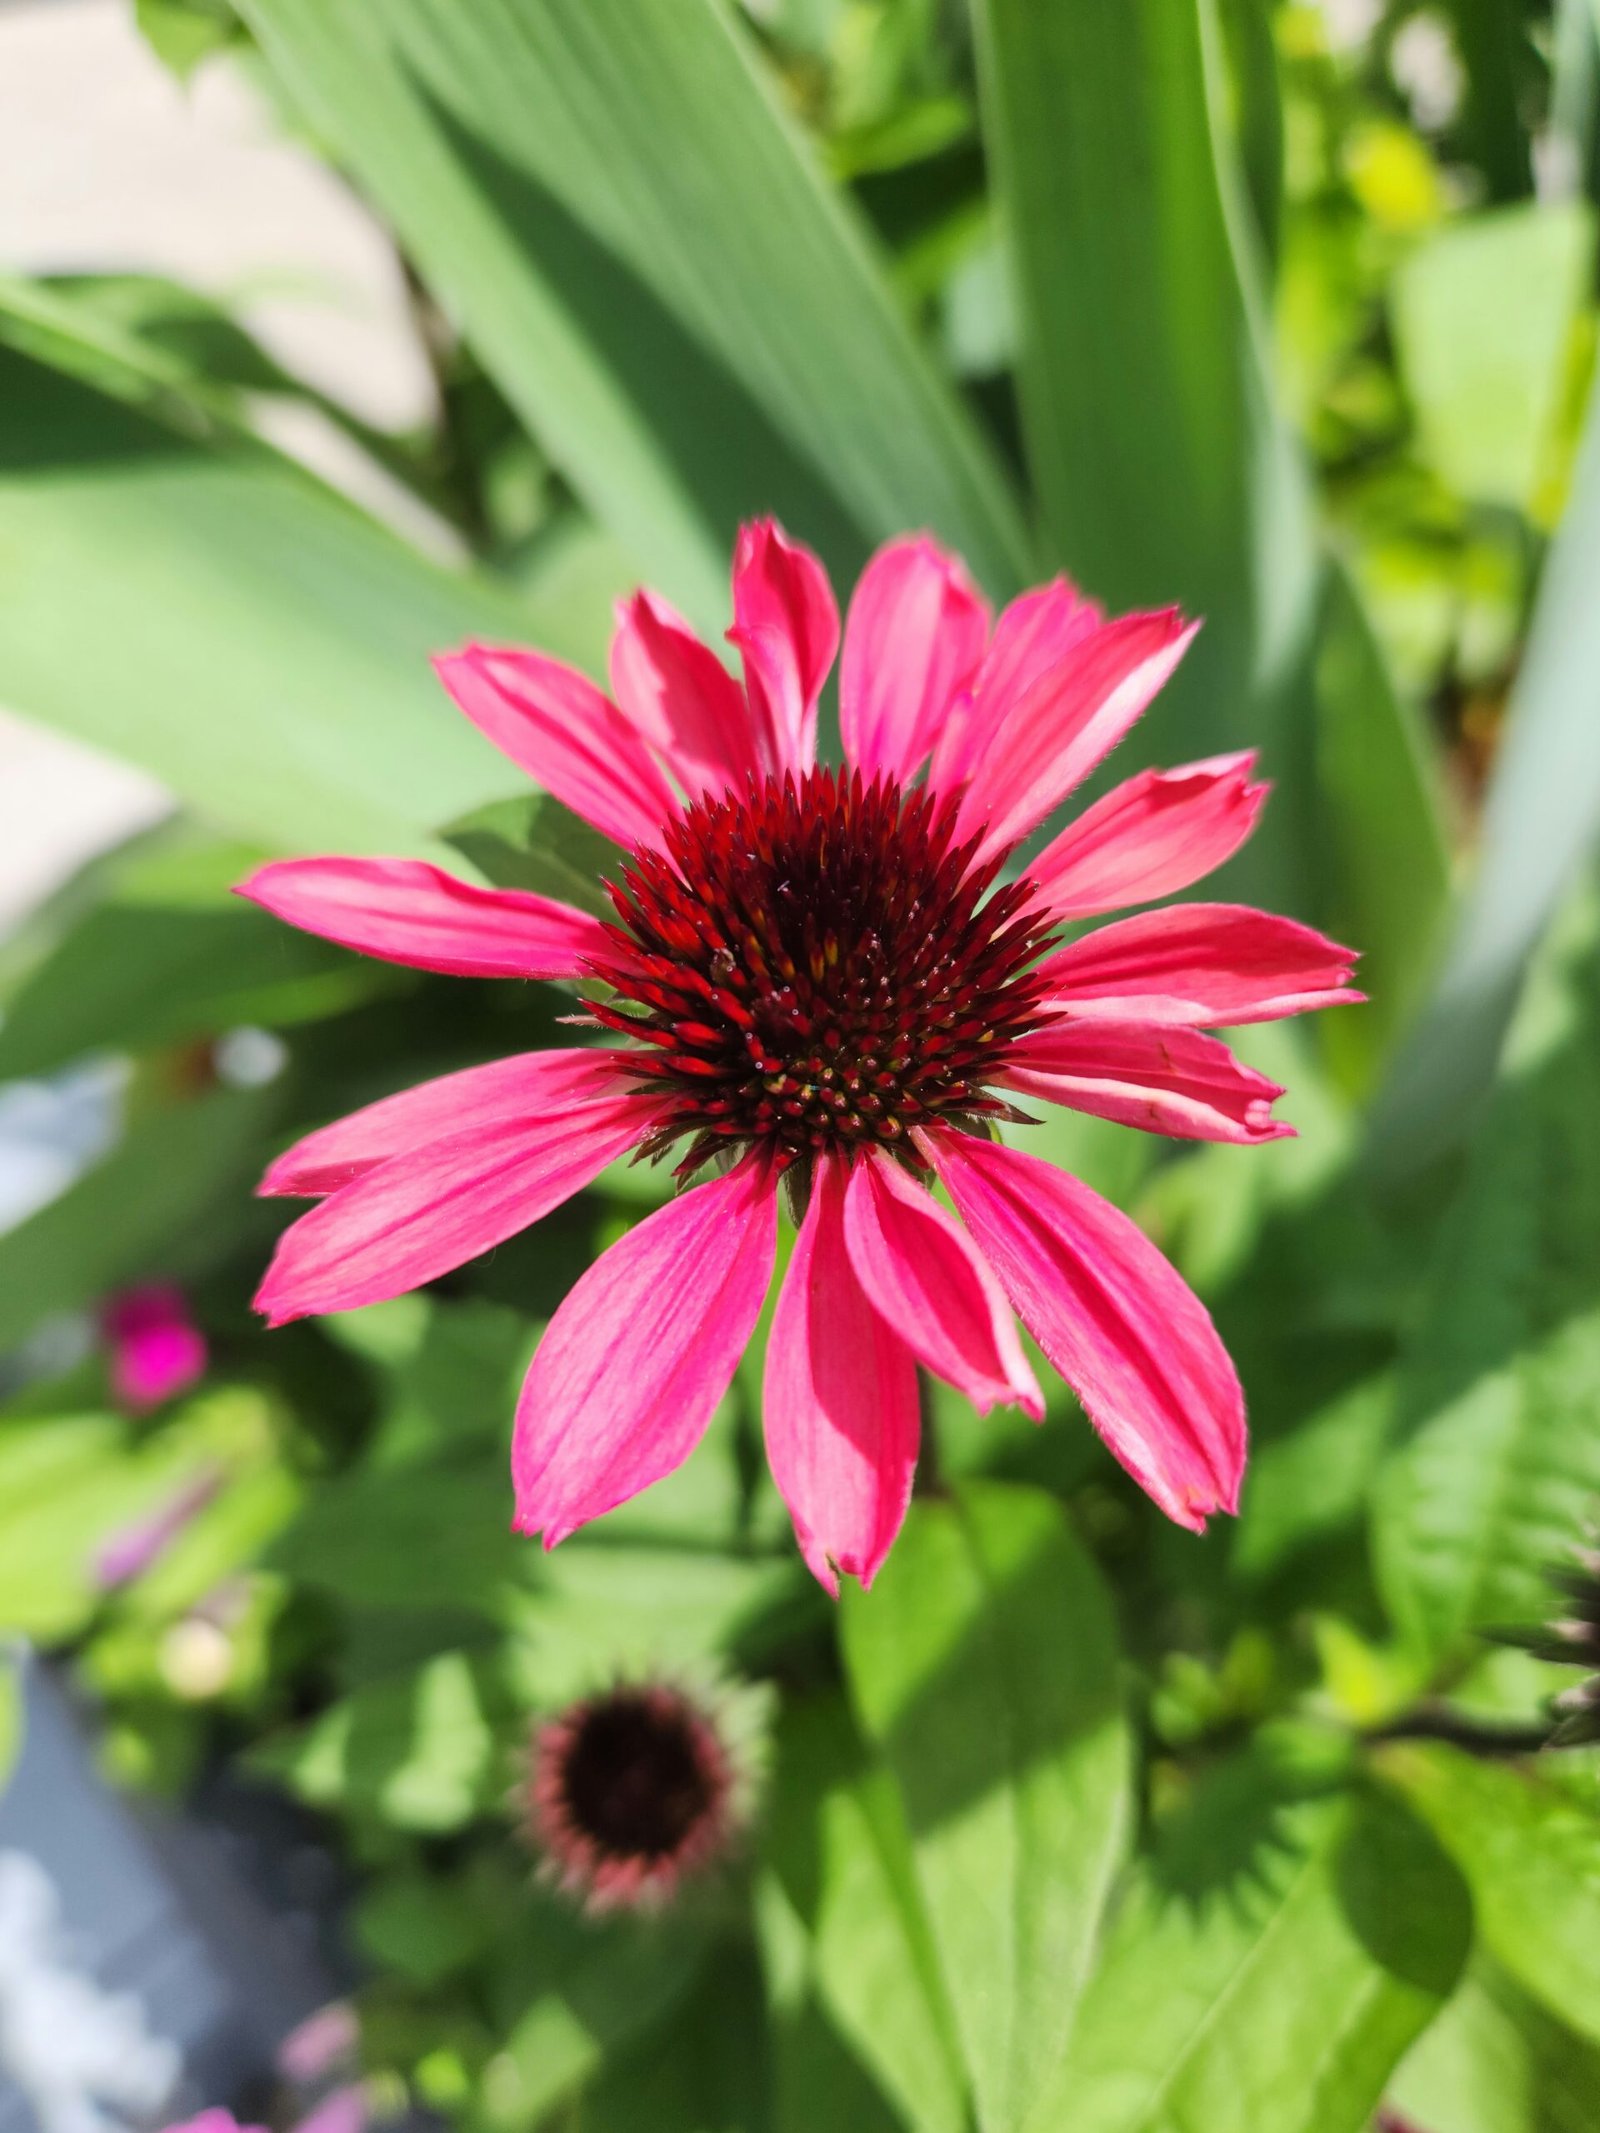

0,342,611,856
1374,381,1600,1167
969,0,1316,769
239,0,1032,621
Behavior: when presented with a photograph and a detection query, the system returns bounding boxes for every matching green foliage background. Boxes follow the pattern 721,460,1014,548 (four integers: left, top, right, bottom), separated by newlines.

3,2,1600,2127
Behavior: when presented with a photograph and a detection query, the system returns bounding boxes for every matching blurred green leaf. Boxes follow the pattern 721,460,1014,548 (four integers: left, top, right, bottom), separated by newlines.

0,344,614,855
1388,1953,1600,2133
508,1543,812,1703
969,0,1316,774
1022,1760,1470,2133
0,1087,270,1354
238,0,1030,621
555,1942,771,2133
485,1901,713,2130
1393,203,1595,515
1381,1743,1600,2050
135,0,245,81
841,1482,1129,2133
756,1867,912,2133
254,1648,506,1831
1311,566,1452,1081
1372,877,1600,1668
766,1696,968,2133
1217,0,1283,270
1373,388,1600,1168
270,1457,522,1616
1234,1370,1396,1586
356,1866,491,1988
0,1406,224,1642
1443,0,1536,203
0,835,397,1079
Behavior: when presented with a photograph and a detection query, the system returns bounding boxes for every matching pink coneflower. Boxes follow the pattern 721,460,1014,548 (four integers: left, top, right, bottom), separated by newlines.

241,523,1359,1589
101,1284,208,1414
523,1681,744,1912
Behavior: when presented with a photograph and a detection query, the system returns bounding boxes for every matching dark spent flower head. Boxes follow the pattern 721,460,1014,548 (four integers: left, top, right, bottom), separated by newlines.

525,1682,743,1913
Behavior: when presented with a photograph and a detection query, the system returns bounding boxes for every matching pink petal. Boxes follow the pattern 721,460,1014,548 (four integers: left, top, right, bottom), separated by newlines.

1026,752,1268,922
953,608,1198,862
763,1156,920,1594
434,643,679,850
842,1148,1042,1416
924,1129,1245,1530
609,589,760,799
255,1053,653,1325
928,576,1099,793
512,1156,777,1545
999,1021,1293,1144
237,857,608,981
727,518,839,775
262,1047,634,1198
1035,903,1363,1026
839,534,989,784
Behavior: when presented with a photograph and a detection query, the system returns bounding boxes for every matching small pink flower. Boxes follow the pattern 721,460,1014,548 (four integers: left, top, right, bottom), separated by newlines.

241,525,1360,1589
524,1680,745,1912
101,1284,208,1414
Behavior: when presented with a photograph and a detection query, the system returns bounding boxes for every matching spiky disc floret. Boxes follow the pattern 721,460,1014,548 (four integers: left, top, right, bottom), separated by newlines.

1494,1524,1600,1747
1531,1542,1600,1747
588,767,1056,1175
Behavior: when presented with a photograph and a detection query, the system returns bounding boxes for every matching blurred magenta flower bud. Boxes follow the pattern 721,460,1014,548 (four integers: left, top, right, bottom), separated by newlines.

101,1284,208,1413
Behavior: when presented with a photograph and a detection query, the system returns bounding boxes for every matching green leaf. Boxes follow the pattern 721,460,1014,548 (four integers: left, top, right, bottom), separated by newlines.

355,1867,490,1988
1389,1953,1600,2133
0,1088,270,1354
756,1868,915,2133
442,791,618,921
1442,0,1537,203
1022,1761,1470,2133
253,1649,506,1832
765,1697,969,2133
0,1407,226,1643
841,1481,1130,2133
1392,203,1595,515
558,1942,771,2133
269,1457,523,1616
485,1902,713,2129
0,835,397,1080
969,0,1316,772
0,344,616,854
1310,567,1451,1082
237,0,1030,621
1372,876,1600,1667
135,0,245,82
507,1543,812,1703
1381,1743,1600,2050
1373,382,1600,1170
